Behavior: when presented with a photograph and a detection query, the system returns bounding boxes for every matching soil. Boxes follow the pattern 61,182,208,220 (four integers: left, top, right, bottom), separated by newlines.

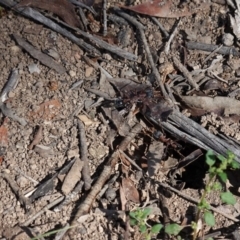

0,0,240,239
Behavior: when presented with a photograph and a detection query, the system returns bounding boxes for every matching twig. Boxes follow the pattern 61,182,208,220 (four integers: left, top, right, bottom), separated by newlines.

14,167,39,185
172,56,199,90
13,34,66,74
0,171,31,211
151,17,169,38
186,41,240,56
103,0,107,36
97,172,119,199
118,150,142,171
78,7,88,31
209,72,228,84
108,14,128,26
202,44,223,65
158,181,239,222
114,8,168,97
157,110,240,162
0,0,100,55
0,68,19,102
77,119,92,191
75,28,137,61
22,196,65,226
66,123,142,239
164,19,181,54
70,0,97,15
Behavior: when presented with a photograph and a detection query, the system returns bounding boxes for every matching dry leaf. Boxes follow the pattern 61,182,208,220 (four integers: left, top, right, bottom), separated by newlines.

17,0,81,28
78,114,94,126
120,0,196,18
28,125,43,150
181,96,240,116
0,120,8,148
34,144,54,158
122,178,140,203
29,99,61,121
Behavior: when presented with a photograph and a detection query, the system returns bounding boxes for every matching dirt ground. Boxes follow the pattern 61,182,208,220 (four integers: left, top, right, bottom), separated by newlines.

1,0,240,239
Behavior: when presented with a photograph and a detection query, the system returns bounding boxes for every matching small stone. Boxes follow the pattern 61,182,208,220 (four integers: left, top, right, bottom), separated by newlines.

85,67,94,77
69,70,76,77
105,188,116,201
222,33,234,46
8,91,15,98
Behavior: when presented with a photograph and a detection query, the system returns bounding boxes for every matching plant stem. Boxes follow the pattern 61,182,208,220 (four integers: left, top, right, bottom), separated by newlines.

192,174,215,240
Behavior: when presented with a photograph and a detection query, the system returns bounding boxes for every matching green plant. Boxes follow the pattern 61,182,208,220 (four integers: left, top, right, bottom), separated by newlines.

192,150,240,240
129,208,183,239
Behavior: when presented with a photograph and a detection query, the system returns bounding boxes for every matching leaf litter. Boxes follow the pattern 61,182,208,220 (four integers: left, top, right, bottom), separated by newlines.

1,0,240,239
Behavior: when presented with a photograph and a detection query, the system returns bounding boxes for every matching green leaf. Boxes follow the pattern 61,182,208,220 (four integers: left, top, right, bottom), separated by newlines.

218,172,227,183
165,223,183,236
142,208,152,219
151,224,163,234
206,238,214,240
221,191,236,205
139,224,147,233
231,160,240,169
129,211,136,219
206,150,216,167
130,218,138,226
217,154,226,163
204,211,215,226
212,182,222,191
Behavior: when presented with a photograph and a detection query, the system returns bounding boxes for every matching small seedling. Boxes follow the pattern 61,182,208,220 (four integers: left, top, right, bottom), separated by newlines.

192,150,240,239
129,208,183,239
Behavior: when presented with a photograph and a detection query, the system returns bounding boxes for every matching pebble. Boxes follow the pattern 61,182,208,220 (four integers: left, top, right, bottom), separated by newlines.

69,70,76,77
105,188,116,201
222,33,234,46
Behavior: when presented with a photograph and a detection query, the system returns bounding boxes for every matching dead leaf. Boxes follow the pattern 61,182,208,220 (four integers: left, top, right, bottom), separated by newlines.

0,119,8,148
34,144,54,158
119,184,127,210
16,0,81,28
78,114,94,126
120,0,205,18
62,158,83,194
28,99,61,121
28,125,43,150
147,141,164,176
181,96,240,116
122,178,140,203
102,107,131,136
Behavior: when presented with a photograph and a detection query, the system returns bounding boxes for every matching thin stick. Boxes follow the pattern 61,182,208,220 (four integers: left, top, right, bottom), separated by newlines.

186,41,240,56
158,181,239,222
114,8,168,97
77,119,92,191
103,0,107,36
210,72,228,84
118,150,142,171
14,167,39,185
66,123,142,239
78,7,88,31
0,171,31,211
172,56,199,90
202,44,223,65
151,17,169,38
13,34,66,74
164,19,181,54
22,196,65,226
0,0,99,54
